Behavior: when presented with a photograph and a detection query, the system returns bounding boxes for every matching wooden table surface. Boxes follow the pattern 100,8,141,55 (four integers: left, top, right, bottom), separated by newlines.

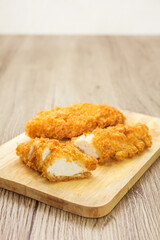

0,36,159,240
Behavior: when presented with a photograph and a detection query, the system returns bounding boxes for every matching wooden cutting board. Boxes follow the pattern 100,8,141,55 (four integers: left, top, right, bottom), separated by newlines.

0,110,160,218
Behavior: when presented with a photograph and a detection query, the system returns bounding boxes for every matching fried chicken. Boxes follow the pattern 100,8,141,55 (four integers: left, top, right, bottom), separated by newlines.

25,103,125,139
16,138,98,181
73,123,152,164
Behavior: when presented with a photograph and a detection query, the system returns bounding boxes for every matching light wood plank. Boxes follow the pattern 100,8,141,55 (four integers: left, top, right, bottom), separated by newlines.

0,36,160,239
0,111,160,218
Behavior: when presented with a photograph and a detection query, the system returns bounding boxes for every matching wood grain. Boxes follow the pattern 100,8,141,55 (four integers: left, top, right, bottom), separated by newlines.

0,111,160,219
0,36,160,238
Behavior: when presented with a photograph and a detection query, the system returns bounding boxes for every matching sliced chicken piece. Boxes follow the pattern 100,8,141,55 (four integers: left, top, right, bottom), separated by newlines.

16,138,98,181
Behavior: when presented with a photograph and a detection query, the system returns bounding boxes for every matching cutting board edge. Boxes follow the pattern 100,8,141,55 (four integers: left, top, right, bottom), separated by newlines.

0,146,159,218
0,111,160,218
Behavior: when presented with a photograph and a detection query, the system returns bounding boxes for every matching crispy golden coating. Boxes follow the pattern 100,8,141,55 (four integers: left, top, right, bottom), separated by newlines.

25,103,125,139
91,123,152,164
16,138,98,182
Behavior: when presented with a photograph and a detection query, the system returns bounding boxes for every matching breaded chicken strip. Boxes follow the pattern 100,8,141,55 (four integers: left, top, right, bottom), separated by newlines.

25,103,125,139
16,138,98,182
74,123,152,164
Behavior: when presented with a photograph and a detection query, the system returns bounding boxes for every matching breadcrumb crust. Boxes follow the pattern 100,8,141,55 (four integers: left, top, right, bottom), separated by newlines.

16,138,98,182
25,103,125,139
91,123,152,164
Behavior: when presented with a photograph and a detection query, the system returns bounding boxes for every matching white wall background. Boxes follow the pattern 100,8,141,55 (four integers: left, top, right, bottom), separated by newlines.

0,0,160,34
